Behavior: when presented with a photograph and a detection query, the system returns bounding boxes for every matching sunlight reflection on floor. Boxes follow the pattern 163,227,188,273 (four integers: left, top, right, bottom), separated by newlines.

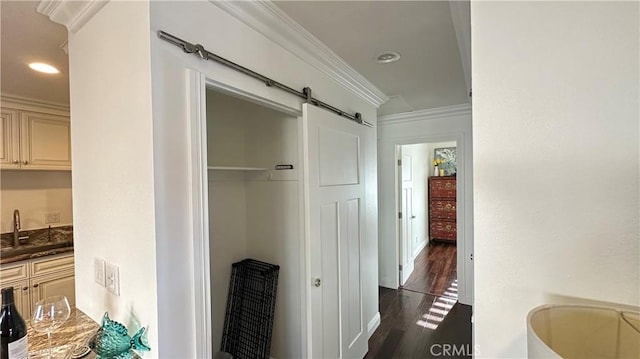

416,279,458,330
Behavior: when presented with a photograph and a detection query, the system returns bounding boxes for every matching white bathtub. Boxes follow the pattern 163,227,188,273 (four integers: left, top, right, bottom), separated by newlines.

527,305,640,358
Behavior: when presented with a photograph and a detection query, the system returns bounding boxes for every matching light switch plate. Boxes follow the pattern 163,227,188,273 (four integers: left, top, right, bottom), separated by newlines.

105,263,120,296
94,258,106,287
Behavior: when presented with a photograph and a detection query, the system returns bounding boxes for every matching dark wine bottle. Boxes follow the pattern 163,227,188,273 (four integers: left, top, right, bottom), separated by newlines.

0,287,28,359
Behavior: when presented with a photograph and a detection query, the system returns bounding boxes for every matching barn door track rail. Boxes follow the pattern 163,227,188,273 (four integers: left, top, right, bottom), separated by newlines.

157,30,373,128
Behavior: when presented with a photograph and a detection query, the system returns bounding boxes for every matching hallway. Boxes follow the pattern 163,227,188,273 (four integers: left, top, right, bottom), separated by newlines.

402,242,457,297
366,287,472,358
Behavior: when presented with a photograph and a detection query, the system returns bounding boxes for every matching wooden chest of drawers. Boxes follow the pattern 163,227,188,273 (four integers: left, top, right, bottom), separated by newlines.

429,177,457,243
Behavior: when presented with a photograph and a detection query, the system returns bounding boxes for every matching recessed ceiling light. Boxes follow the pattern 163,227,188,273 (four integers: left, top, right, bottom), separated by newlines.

28,62,60,74
376,52,401,64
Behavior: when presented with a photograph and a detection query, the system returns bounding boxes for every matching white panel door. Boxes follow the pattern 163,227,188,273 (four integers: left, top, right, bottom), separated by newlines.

304,104,368,359
399,150,414,285
400,187,414,285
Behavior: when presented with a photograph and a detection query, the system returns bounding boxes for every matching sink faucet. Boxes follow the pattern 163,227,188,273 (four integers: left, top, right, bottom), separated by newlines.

13,209,20,247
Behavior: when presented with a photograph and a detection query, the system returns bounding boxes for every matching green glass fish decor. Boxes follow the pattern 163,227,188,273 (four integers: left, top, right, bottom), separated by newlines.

88,312,151,359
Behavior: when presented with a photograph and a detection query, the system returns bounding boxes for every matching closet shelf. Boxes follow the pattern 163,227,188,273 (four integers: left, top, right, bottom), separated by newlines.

208,166,269,171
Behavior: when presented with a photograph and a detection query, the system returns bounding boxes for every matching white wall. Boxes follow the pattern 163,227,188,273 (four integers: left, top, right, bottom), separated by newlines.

149,1,379,357
472,2,639,357
245,180,301,358
0,171,73,232
377,105,473,306
67,0,158,354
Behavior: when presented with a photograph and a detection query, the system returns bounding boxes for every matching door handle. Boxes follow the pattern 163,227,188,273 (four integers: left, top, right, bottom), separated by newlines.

411,215,416,219
313,278,321,287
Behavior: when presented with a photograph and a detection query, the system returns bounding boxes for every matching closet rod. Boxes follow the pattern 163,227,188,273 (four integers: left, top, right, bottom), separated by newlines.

157,30,373,128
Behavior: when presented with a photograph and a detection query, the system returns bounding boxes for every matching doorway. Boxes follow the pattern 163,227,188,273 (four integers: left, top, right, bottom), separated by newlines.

397,141,458,300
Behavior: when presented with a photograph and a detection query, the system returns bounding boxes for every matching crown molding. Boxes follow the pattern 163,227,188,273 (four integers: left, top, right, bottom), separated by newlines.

1,93,70,113
60,40,69,55
210,1,389,108
37,0,108,34
378,103,471,126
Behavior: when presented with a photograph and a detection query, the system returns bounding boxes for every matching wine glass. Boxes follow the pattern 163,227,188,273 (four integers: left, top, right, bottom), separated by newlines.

31,296,71,358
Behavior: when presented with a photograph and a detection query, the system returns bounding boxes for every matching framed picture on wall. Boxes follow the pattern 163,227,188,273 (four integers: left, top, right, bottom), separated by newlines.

434,147,457,176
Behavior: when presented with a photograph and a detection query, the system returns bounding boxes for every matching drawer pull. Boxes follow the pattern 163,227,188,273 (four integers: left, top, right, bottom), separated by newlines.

33,284,39,288
22,287,28,291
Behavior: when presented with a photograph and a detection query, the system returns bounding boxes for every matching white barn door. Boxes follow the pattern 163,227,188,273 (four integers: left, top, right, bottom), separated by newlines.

304,104,368,358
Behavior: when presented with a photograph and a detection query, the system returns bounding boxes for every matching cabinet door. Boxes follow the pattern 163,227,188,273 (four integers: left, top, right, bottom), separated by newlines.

31,254,75,277
0,108,20,168
0,280,31,319
16,282,32,320
30,270,75,310
20,111,71,170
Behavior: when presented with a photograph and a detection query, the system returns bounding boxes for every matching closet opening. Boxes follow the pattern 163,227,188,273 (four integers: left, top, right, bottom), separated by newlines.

205,87,304,358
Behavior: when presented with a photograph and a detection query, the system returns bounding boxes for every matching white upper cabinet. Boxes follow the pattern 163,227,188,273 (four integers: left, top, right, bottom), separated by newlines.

20,110,71,169
0,108,20,168
0,97,71,170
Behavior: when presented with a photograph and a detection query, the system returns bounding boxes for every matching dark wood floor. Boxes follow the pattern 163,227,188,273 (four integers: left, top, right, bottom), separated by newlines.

365,287,472,359
402,242,457,297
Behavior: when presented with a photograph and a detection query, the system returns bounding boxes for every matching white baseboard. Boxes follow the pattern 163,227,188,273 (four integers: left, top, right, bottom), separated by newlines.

379,277,396,289
367,312,381,337
401,260,415,285
412,239,428,258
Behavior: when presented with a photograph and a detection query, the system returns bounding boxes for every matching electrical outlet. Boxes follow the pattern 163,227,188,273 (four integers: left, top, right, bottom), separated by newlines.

45,212,60,224
105,263,120,296
94,258,106,287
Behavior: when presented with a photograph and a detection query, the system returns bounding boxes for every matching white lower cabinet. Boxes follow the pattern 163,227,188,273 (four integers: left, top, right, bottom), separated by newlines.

0,253,75,319
30,270,76,312
4,281,31,317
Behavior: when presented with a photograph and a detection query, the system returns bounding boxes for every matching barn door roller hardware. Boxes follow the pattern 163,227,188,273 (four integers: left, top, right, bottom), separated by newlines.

157,30,373,128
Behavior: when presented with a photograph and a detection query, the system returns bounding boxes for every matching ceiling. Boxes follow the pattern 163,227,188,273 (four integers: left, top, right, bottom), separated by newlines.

0,1,469,116
274,1,470,116
1,1,69,105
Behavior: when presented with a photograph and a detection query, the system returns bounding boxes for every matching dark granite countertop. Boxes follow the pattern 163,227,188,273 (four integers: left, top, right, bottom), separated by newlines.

0,225,73,265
